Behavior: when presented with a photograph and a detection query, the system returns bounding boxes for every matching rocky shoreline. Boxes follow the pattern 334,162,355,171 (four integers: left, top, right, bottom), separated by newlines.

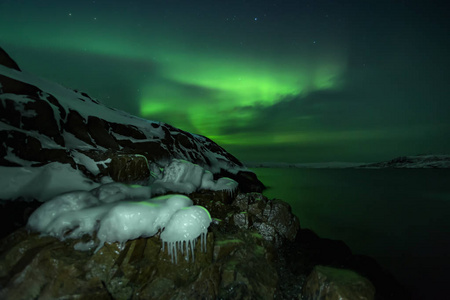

1,190,410,299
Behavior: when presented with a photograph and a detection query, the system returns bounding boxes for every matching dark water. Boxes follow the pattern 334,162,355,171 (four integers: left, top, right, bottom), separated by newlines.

251,168,450,299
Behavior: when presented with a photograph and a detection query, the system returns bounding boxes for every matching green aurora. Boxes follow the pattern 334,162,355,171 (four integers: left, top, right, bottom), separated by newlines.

1,0,448,163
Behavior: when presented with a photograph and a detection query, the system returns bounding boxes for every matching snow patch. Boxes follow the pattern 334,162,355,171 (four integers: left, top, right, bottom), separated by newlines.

152,159,238,194
71,151,100,175
0,162,99,202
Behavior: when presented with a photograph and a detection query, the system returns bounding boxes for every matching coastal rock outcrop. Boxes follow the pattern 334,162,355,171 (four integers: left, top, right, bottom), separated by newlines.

0,191,410,300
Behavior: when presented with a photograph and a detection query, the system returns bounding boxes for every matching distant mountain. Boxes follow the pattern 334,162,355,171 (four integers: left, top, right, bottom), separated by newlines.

357,155,450,169
247,155,450,169
246,161,365,169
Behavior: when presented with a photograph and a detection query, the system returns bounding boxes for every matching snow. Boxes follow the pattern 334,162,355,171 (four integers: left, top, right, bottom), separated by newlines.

71,151,101,175
27,183,211,262
18,159,231,261
4,147,32,166
62,131,95,149
152,159,238,194
0,160,229,262
0,163,100,202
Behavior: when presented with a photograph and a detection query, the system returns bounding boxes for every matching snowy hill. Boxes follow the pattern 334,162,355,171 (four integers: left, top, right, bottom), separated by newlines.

0,47,263,202
246,161,365,169
247,155,450,169
358,155,450,169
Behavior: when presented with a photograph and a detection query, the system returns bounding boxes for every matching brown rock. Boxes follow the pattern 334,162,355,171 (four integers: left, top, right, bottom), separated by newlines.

302,265,376,300
107,154,151,183
0,229,215,300
230,193,300,245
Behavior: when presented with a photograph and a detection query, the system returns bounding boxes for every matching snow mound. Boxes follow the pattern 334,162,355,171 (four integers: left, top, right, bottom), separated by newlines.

27,183,211,262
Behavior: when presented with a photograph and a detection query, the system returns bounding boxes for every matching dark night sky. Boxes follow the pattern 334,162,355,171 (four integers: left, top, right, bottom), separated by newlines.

1,0,449,163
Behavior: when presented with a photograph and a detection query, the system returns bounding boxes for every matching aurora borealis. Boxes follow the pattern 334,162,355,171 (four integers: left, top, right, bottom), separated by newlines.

1,0,448,163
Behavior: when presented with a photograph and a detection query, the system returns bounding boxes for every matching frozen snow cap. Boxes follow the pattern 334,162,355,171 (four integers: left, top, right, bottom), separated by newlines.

27,183,212,263
161,206,211,263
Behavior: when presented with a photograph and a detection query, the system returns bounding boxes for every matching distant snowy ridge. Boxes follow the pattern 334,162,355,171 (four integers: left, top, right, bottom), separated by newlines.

246,161,366,169
357,155,450,169
247,155,450,169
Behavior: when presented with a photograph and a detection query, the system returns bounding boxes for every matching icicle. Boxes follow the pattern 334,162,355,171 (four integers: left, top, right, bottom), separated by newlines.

190,238,195,262
202,232,207,252
200,232,204,252
174,241,178,263
160,205,211,263
168,241,177,263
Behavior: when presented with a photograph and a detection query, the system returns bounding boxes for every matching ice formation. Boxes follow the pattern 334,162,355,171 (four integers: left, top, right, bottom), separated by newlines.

161,206,211,263
27,181,213,262
152,159,238,194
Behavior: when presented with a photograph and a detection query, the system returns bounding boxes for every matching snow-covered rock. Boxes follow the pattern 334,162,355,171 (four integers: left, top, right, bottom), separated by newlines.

0,47,264,203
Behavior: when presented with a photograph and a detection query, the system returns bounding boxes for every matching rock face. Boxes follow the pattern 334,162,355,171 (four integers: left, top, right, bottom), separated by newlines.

0,227,278,300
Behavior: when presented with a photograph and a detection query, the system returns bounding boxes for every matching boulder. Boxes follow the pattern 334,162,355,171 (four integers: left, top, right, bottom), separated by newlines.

107,154,150,183
302,265,375,300
190,191,300,247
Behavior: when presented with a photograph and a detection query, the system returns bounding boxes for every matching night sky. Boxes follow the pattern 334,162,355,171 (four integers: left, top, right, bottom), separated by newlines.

1,0,449,163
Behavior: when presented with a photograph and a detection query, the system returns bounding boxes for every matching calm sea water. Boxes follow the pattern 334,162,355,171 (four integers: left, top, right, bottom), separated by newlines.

251,168,450,299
